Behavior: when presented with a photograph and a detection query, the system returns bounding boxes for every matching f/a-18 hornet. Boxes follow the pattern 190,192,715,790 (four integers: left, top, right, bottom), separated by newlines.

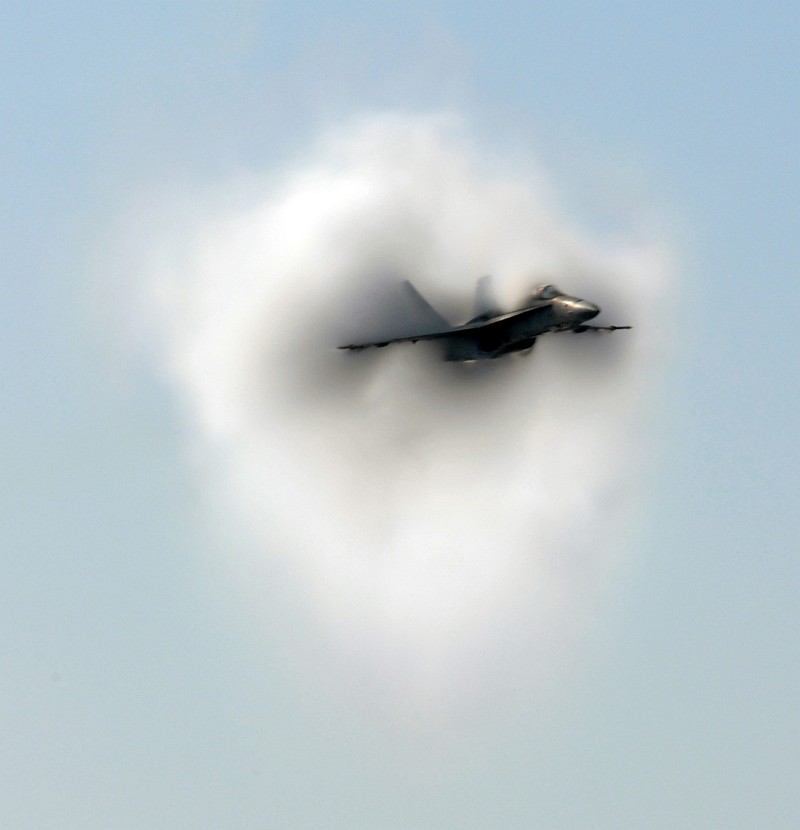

339,277,631,362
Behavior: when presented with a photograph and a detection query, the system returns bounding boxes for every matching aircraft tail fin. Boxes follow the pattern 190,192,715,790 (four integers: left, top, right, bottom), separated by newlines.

402,280,451,330
471,275,502,321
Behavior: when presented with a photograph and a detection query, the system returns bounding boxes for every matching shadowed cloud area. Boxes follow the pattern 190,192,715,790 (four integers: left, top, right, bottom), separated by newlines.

129,112,672,714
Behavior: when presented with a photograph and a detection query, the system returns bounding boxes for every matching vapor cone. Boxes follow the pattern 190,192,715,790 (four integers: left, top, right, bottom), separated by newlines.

136,112,670,708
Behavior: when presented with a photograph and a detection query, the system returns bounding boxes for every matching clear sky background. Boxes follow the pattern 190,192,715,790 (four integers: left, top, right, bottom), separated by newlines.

2,3,798,828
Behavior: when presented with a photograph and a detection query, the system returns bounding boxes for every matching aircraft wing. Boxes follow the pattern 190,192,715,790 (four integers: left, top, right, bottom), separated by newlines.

569,324,632,333
338,327,455,351
338,305,548,352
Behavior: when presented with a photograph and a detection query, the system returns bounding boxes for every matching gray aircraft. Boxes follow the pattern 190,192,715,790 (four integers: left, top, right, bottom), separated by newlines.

339,277,631,361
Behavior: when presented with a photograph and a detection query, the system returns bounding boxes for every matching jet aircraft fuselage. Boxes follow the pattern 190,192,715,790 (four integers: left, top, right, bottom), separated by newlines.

339,279,630,361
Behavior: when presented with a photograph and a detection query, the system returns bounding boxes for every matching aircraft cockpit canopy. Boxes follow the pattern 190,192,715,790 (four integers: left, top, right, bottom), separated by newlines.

533,284,563,300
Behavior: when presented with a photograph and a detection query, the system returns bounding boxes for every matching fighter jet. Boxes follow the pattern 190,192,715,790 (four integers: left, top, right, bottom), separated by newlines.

339,277,631,361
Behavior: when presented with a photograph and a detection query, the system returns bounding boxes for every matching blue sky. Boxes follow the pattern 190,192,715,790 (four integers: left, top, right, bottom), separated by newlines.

2,3,798,828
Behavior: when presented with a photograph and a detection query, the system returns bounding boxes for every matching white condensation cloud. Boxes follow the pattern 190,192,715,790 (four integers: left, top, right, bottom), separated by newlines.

135,112,671,711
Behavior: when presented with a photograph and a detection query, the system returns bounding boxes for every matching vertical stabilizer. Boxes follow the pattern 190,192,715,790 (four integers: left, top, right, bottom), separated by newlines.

472,275,502,320
401,280,451,330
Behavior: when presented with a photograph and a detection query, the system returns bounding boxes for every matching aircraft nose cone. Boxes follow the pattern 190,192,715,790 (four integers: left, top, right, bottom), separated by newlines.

575,300,600,320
